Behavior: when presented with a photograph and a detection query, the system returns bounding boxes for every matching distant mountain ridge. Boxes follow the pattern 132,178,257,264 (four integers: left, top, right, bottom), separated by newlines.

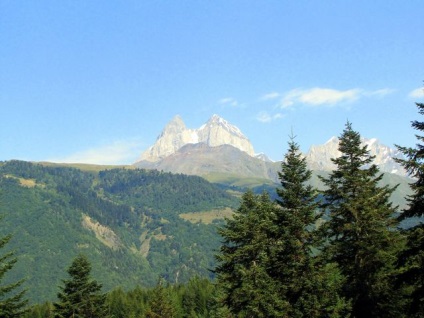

135,115,407,178
306,136,406,176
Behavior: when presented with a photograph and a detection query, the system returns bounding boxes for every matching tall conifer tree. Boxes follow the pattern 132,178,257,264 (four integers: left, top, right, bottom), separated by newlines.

54,254,108,318
274,136,320,273
320,122,404,317
0,219,27,318
215,190,287,317
395,101,424,317
273,136,348,317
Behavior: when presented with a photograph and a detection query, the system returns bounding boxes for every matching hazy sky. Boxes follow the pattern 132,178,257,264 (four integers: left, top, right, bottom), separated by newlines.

1,1,423,164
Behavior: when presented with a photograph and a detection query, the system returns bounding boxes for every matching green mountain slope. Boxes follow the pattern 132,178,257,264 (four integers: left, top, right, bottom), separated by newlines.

0,160,239,303
0,160,413,304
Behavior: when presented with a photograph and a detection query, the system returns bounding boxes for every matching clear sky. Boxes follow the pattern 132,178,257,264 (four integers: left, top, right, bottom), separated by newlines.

1,1,423,164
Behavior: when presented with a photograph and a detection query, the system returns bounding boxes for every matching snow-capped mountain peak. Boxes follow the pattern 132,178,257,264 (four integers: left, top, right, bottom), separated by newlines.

137,115,254,162
306,137,406,176
201,114,245,138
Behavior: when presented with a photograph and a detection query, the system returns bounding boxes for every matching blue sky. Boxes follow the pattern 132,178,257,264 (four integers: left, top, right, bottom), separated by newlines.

1,1,423,164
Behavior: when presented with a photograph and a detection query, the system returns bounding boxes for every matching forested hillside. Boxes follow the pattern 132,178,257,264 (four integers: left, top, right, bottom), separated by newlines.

0,159,414,304
0,160,239,303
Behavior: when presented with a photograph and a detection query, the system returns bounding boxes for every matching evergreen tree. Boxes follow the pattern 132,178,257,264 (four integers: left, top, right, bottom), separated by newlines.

273,136,348,317
106,288,132,318
215,191,288,317
145,278,176,318
53,254,108,318
0,216,27,318
273,136,320,282
180,276,215,317
23,302,54,318
395,101,424,317
320,122,404,317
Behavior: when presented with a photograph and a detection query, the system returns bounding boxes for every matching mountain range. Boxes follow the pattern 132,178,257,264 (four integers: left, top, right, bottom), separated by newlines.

0,116,413,305
134,114,407,179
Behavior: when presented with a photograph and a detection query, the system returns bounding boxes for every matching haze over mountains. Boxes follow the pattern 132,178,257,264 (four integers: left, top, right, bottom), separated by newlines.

134,115,406,179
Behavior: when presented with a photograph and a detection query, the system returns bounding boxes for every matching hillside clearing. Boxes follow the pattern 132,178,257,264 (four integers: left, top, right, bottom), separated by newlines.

179,208,233,224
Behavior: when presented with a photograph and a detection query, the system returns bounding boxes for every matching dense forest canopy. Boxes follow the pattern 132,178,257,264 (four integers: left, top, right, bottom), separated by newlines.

0,161,240,303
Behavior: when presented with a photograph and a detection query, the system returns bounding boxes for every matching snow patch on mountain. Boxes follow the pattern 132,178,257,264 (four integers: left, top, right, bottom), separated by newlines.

255,153,274,162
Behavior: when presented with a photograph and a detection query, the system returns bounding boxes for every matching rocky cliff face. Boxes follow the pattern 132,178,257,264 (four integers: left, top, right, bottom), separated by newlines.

306,137,406,176
197,115,254,155
305,137,340,172
137,114,255,162
138,115,196,162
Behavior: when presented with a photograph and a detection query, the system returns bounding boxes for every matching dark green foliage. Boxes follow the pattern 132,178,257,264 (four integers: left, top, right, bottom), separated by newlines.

53,254,108,318
395,101,424,317
396,102,424,221
214,138,351,317
145,279,177,318
215,190,289,317
0,161,239,303
22,302,54,318
25,277,218,318
179,276,215,317
273,136,348,317
0,171,153,303
273,136,320,284
397,226,424,316
0,216,28,318
320,122,405,317
106,288,133,318
97,168,238,213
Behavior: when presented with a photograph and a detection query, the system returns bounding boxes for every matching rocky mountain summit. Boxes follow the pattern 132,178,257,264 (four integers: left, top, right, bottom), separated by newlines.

306,137,406,176
135,115,407,178
138,114,255,162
